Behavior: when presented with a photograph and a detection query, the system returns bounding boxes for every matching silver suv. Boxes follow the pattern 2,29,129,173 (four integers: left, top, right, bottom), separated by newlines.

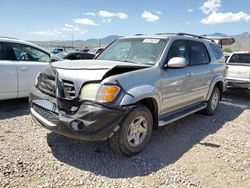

30,33,226,156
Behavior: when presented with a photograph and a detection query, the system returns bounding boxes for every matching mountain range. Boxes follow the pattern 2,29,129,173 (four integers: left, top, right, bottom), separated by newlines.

32,32,250,51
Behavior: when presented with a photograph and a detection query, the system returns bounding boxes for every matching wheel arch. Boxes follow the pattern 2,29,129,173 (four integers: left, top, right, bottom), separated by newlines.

206,76,224,101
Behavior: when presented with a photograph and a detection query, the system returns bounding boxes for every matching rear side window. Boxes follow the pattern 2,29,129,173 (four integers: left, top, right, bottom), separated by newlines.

190,41,210,65
0,42,8,60
209,44,224,60
229,54,250,64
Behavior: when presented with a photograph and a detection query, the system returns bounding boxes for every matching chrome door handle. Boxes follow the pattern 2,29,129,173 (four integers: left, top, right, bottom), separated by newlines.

20,67,28,72
186,72,192,77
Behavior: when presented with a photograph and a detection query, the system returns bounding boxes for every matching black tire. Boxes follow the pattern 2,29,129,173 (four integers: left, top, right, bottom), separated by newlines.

203,87,220,116
109,104,153,156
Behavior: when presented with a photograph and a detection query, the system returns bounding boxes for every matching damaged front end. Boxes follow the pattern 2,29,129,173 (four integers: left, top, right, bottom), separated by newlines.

30,66,131,141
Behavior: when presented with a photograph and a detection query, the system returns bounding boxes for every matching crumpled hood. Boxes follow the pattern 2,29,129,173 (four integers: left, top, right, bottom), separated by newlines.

52,60,149,94
52,59,145,70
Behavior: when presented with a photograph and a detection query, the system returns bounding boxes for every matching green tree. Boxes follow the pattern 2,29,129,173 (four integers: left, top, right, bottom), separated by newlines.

223,48,233,53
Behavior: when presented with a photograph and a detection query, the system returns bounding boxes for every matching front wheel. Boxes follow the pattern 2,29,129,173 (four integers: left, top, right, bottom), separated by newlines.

203,87,220,116
109,105,153,156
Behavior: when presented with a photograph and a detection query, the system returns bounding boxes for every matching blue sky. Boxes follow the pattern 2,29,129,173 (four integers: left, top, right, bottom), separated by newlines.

0,0,250,41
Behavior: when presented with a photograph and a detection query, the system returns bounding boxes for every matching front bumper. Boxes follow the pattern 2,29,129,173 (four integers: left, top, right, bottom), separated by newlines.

29,88,129,141
226,77,250,89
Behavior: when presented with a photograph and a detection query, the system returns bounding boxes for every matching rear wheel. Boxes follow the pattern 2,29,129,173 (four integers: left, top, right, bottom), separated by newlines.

203,87,220,116
109,105,153,156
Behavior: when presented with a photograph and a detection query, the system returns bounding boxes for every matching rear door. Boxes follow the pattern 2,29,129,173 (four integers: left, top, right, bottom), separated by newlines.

10,43,50,98
187,40,214,102
0,42,18,100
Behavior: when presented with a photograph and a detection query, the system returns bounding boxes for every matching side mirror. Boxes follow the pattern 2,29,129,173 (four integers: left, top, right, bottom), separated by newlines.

166,57,187,68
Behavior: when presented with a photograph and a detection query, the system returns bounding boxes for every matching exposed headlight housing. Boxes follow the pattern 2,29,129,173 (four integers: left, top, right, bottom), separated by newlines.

79,83,120,103
79,83,100,101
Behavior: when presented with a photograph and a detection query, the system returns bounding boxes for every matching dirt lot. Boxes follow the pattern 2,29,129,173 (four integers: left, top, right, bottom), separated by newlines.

0,90,249,188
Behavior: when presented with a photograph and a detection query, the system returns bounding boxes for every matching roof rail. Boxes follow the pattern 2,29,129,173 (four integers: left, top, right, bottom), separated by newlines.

155,33,178,35
0,36,17,40
176,33,215,42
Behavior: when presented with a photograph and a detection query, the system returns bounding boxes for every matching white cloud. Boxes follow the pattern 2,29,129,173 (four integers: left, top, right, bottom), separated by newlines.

185,21,191,25
64,24,74,28
99,10,116,18
116,12,128,19
200,0,221,15
30,29,62,36
73,18,98,26
102,18,112,23
187,9,193,13
85,12,96,16
61,24,87,34
201,11,250,24
141,11,159,22
157,11,162,15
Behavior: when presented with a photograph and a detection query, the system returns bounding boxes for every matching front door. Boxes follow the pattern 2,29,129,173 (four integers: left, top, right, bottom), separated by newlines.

0,42,18,100
10,43,50,98
160,39,196,114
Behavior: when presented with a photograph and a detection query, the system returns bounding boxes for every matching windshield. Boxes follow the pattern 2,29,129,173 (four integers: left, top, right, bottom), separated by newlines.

229,54,250,64
97,38,167,65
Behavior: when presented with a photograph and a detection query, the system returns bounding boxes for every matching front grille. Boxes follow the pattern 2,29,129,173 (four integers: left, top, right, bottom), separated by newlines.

37,74,56,97
32,104,59,126
37,74,76,98
62,80,76,97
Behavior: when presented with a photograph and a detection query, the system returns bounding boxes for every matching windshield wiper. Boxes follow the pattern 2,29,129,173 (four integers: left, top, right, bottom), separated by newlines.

121,60,138,64
122,60,152,66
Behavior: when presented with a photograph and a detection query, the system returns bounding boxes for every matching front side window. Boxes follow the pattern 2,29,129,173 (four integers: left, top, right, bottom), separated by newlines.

167,40,189,62
12,43,50,62
0,42,8,60
97,38,167,65
190,41,210,65
229,54,250,64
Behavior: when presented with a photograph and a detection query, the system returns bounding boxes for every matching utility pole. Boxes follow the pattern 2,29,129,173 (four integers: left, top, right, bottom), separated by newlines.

71,34,74,49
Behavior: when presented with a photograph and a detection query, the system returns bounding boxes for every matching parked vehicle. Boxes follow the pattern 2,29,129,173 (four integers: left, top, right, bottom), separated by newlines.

0,37,61,100
226,51,250,89
51,47,64,54
89,47,104,55
30,33,227,156
56,51,95,60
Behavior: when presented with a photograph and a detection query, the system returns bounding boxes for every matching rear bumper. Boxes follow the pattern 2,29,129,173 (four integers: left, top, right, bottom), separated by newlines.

29,88,129,141
226,77,250,89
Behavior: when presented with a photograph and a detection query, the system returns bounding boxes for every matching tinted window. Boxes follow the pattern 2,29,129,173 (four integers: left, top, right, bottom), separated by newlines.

190,41,210,65
12,43,50,62
229,54,250,64
209,44,224,60
81,53,95,59
0,42,8,60
167,40,189,62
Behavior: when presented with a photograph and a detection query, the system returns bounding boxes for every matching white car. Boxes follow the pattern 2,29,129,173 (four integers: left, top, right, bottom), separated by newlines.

226,51,250,89
0,37,60,100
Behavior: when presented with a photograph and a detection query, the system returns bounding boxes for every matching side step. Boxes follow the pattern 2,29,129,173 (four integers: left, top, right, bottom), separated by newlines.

158,102,207,127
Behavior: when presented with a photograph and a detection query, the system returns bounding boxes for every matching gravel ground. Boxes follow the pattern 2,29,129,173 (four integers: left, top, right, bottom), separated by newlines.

0,90,249,188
